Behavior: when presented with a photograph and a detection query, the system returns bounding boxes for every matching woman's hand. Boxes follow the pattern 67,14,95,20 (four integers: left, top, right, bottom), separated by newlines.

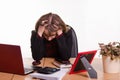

37,26,45,37
37,20,48,37
57,29,63,36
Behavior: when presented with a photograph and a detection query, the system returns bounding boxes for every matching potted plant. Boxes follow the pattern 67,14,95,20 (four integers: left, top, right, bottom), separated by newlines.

99,42,120,73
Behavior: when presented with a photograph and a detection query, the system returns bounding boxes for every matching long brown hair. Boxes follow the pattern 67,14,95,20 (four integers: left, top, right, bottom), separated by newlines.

35,12,68,33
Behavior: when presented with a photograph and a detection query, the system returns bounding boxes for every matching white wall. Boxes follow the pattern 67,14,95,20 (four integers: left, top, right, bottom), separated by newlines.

0,0,120,58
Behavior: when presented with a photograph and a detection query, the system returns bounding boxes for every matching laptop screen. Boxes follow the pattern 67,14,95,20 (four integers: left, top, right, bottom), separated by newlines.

0,43,25,74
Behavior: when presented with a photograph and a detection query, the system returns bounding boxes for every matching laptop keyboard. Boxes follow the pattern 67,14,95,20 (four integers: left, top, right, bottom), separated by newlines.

24,68,34,74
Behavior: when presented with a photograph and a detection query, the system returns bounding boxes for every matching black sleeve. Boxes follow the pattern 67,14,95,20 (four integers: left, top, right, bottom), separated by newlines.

56,29,73,60
30,30,45,61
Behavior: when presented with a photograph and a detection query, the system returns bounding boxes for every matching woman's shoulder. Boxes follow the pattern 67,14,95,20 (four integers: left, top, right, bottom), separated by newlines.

31,30,37,35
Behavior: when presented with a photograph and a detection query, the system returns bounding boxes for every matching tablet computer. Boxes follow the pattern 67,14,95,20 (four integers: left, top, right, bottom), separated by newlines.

69,50,97,74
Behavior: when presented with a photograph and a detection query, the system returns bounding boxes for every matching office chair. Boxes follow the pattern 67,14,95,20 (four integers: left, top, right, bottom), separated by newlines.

69,26,78,57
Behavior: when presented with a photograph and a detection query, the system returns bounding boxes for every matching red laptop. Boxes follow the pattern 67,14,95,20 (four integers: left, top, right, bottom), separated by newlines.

0,43,34,75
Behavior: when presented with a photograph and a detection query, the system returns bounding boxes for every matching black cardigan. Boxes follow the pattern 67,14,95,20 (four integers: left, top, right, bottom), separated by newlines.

30,27,78,61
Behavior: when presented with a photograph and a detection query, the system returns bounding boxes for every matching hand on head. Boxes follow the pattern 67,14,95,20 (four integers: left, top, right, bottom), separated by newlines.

37,21,63,41
35,13,66,40
37,20,48,37
56,29,63,36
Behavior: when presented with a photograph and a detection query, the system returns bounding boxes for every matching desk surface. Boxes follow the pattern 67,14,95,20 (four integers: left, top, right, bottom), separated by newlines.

0,58,120,80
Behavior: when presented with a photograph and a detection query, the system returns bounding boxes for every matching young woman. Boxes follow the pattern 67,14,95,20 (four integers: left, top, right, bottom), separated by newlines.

31,13,78,65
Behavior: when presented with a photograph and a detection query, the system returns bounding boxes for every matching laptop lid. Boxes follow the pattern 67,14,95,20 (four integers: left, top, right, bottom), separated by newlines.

0,43,33,75
69,50,97,74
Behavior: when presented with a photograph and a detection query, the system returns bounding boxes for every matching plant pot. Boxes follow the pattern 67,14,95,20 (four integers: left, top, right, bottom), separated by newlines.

102,55,120,73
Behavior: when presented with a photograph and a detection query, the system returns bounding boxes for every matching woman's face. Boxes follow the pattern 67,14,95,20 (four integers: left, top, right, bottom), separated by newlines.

43,29,57,41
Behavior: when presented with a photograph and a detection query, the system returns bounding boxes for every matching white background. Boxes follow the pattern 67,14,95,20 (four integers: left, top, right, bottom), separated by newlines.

0,0,120,58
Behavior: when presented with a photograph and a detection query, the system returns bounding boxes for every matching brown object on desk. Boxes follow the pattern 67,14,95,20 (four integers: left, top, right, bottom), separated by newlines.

52,60,72,68
0,58,120,80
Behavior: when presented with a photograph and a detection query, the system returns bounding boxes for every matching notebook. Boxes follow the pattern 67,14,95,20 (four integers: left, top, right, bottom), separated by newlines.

69,50,97,74
0,43,34,75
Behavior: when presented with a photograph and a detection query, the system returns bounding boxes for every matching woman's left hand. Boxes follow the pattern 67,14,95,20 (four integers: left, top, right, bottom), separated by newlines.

57,29,63,36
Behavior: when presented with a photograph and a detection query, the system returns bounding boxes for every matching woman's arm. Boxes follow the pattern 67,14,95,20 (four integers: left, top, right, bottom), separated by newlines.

30,30,45,61
56,29,73,60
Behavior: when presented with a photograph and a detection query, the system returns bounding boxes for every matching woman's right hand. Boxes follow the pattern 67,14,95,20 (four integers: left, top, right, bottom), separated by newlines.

37,20,48,37
37,26,45,37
